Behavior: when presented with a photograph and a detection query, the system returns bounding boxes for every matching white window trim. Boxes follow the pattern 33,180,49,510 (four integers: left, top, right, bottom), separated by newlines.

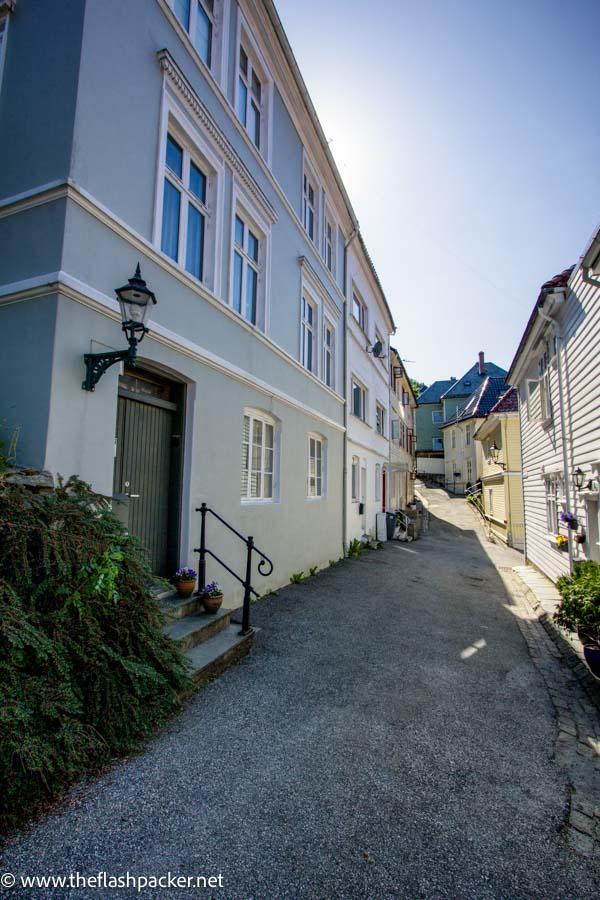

302,150,322,246
351,376,368,423
351,285,368,336
153,90,224,296
241,407,280,504
322,199,337,277
322,315,335,391
299,265,341,390
160,0,231,91
234,12,273,165
229,180,271,332
301,293,317,375
351,455,359,501
307,433,326,500
376,402,386,437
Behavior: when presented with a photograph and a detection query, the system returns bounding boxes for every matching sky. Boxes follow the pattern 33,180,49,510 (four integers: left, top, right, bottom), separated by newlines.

274,0,600,386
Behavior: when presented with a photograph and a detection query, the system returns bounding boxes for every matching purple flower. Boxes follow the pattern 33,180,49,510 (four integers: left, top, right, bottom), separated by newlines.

175,566,197,580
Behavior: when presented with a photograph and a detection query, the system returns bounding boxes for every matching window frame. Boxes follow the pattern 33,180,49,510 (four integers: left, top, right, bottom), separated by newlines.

351,378,367,422
302,159,320,245
432,410,443,423
229,183,271,332
301,294,317,374
166,0,229,87
323,317,335,390
545,474,560,534
154,100,223,295
323,201,337,276
432,437,444,451
375,464,382,501
241,409,279,504
376,403,386,436
307,433,326,499
352,290,367,334
234,18,273,164
351,456,359,501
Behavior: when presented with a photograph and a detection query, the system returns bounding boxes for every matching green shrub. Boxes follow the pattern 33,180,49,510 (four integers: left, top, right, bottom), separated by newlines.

347,539,363,558
290,571,307,584
555,561,600,644
0,477,191,832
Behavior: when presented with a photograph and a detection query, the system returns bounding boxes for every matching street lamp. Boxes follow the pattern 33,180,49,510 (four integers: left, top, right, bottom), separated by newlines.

82,264,156,391
489,441,506,469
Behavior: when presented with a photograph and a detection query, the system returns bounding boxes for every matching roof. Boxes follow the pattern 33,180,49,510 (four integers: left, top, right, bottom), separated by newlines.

417,379,456,405
441,361,507,400
489,387,519,414
507,266,574,383
442,377,510,427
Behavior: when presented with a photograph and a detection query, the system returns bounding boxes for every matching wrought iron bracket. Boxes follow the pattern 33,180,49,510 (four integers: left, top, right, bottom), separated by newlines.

82,344,137,392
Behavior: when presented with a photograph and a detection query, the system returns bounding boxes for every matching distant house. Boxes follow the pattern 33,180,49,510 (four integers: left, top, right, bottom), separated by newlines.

473,388,524,550
389,348,417,510
507,224,600,581
415,379,455,481
441,375,510,495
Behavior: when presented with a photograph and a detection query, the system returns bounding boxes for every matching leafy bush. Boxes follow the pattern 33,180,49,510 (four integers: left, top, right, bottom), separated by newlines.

555,561,600,645
0,477,191,832
347,539,363,558
290,571,307,584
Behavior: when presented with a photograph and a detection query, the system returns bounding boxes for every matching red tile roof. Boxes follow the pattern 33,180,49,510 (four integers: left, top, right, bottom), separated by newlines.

489,387,519,414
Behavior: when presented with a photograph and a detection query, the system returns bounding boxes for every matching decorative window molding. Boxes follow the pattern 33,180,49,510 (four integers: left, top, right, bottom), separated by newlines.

351,377,367,422
154,96,224,295
234,13,273,164
241,408,280,503
157,50,277,226
307,433,326,499
230,181,271,332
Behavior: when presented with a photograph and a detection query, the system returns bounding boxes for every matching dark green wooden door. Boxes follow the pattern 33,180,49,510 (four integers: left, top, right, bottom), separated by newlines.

113,369,183,577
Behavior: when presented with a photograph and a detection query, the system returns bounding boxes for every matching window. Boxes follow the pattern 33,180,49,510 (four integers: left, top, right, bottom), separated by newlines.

301,295,316,373
376,403,385,436
488,488,494,516
233,213,259,325
432,437,444,451
237,44,262,149
351,456,359,500
466,425,471,446
241,411,276,501
399,421,405,448
160,132,210,283
391,419,400,441
323,320,334,389
466,459,472,483
545,475,560,533
303,171,317,242
352,292,367,332
375,464,382,501
308,435,325,498
432,411,443,423
172,0,216,68
403,391,410,406
324,213,335,273
451,431,456,449
352,379,366,421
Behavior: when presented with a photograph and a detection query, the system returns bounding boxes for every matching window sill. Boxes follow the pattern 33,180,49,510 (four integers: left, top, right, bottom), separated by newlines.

541,416,554,431
350,414,370,427
306,495,324,502
241,499,278,507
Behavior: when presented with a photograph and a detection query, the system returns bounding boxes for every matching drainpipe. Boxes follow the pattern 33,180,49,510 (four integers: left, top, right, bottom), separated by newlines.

342,225,360,555
538,290,571,569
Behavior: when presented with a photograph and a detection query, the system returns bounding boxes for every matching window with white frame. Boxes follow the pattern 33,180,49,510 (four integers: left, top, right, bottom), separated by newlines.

545,474,560,533
232,212,259,325
237,44,263,150
307,434,325,498
375,464,381,501
323,319,334,389
324,212,335,274
352,379,366,421
466,459,472,483
241,411,277,501
160,132,211,282
351,456,359,500
352,291,367,332
376,403,385,436
391,419,399,441
303,169,317,242
301,295,316,373
171,0,216,70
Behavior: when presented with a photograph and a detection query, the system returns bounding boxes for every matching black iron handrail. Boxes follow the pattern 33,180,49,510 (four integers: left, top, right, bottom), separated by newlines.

194,502,273,636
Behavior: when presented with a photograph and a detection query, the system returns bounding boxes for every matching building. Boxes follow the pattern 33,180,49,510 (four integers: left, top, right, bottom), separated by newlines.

507,224,600,582
473,388,524,550
414,378,456,481
345,237,396,545
0,0,396,602
389,347,417,510
441,375,510,495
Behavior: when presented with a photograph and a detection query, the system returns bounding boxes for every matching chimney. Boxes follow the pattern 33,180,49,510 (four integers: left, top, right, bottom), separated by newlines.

478,351,485,375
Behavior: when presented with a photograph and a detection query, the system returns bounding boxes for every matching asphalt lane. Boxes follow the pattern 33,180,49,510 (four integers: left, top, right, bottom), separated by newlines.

2,488,599,898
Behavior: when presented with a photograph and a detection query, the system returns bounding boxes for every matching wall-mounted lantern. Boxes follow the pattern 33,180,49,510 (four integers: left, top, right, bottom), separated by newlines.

489,442,506,469
573,467,585,491
82,264,156,391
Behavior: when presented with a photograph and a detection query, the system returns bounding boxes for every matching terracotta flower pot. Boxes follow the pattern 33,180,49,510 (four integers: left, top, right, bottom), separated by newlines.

174,579,196,599
202,592,223,614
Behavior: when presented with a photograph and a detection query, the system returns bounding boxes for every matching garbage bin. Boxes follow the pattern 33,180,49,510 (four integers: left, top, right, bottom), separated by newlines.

386,512,396,539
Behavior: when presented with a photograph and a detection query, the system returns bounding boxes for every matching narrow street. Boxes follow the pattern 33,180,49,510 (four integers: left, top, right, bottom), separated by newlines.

3,488,600,899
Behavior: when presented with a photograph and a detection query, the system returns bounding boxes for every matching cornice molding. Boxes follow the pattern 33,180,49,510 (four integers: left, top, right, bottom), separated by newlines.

158,48,277,225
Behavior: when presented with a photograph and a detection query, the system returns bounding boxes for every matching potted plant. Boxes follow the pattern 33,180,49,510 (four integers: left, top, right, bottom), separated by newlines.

554,561,600,677
560,510,578,530
173,566,197,598
555,534,568,551
199,580,224,614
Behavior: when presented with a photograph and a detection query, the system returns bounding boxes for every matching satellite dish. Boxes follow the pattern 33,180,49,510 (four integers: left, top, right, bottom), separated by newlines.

372,340,383,358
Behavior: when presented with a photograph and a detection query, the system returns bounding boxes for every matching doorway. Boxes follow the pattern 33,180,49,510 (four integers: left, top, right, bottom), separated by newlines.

113,367,184,576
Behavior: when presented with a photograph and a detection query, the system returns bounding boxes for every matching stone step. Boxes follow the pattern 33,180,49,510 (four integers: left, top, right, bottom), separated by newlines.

164,607,231,653
162,593,205,621
184,624,256,684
